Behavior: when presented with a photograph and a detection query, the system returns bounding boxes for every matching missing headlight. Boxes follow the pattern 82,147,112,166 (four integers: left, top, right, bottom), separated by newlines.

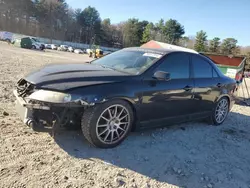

17,79,36,97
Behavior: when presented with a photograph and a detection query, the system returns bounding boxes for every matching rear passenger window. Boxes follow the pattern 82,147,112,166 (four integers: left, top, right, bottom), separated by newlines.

192,55,213,78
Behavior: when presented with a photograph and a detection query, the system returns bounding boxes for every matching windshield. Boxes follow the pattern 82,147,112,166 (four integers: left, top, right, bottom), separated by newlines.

91,50,163,75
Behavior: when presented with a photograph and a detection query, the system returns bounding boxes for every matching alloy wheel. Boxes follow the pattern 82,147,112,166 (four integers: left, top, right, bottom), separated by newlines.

215,98,229,123
96,104,130,144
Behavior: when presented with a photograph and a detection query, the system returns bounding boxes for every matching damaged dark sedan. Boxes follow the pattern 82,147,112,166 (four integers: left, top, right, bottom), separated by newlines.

14,47,237,148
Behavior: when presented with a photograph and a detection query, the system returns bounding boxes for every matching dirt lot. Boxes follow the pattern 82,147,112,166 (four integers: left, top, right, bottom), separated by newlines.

0,42,250,188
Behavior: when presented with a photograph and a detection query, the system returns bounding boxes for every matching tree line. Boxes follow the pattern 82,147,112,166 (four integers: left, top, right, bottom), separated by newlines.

0,0,249,57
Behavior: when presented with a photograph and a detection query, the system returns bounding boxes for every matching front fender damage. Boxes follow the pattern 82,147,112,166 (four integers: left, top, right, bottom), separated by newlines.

13,89,97,135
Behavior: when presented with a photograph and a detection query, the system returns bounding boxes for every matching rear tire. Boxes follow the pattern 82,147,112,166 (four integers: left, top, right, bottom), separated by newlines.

209,97,229,126
81,100,134,148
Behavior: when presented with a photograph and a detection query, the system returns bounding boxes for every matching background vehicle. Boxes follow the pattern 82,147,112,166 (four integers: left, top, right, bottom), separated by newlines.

13,47,236,148
0,31,13,43
68,46,74,52
74,49,83,54
30,37,45,50
59,45,68,51
45,44,52,49
51,44,58,50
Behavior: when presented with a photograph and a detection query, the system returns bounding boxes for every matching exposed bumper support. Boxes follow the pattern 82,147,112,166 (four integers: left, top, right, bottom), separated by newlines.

14,90,35,125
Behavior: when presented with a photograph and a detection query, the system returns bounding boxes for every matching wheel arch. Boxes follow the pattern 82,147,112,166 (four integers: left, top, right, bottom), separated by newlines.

215,94,230,106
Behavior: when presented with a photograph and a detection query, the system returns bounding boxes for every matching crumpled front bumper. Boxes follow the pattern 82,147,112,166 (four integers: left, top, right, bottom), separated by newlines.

13,90,50,125
13,89,91,128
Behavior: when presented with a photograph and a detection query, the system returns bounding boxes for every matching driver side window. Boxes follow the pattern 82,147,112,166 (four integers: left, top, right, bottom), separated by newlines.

155,52,190,79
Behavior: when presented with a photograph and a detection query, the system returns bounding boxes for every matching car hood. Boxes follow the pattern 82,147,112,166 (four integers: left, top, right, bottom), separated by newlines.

24,63,132,91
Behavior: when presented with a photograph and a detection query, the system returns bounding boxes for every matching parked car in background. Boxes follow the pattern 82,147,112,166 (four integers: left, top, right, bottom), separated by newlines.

51,44,58,50
68,46,74,52
13,47,237,148
59,45,68,51
45,44,52,49
30,37,45,50
74,49,83,54
0,31,13,43
86,48,91,55
57,47,63,51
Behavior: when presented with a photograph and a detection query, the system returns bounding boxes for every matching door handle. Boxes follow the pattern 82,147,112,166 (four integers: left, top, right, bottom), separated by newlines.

183,85,193,91
217,83,222,88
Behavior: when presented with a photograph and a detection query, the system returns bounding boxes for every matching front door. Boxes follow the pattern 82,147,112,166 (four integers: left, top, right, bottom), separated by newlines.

139,52,195,128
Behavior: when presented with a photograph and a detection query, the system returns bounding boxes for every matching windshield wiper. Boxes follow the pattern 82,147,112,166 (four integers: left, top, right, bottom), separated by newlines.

97,64,133,75
99,65,116,71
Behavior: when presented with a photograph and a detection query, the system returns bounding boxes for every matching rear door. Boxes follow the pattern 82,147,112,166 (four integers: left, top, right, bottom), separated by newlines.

191,54,222,114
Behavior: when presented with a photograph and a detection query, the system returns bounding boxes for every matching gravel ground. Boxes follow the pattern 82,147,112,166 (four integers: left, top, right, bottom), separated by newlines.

1,42,250,188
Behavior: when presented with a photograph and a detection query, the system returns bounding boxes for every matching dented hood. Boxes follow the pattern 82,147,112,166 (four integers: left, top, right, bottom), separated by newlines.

24,63,131,91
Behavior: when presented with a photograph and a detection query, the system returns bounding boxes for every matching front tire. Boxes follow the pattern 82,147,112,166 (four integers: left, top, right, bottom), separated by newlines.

81,100,134,148
210,97,229,126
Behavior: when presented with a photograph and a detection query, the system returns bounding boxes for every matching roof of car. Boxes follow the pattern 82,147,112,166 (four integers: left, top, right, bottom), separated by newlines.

123,47,198,55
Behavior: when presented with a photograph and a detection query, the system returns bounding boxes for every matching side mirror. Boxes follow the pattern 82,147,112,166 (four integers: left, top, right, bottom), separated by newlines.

153,71,170,81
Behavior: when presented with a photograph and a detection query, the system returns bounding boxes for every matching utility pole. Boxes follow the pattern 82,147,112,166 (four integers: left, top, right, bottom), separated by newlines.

49,1,53,43
64,10,68,41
